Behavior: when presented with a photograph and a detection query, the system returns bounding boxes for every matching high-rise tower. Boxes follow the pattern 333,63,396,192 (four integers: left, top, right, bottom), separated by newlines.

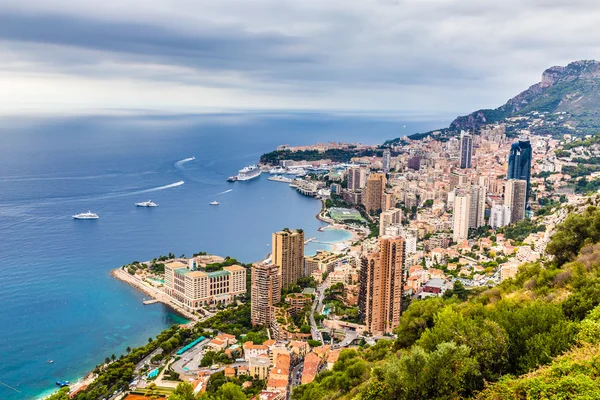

272,229,305,288
358,236,405,334
251,262,281,326
507,140,532,201
459,131,473,169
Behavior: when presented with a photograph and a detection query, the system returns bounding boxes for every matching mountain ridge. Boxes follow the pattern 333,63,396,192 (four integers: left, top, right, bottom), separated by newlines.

389,60,600,143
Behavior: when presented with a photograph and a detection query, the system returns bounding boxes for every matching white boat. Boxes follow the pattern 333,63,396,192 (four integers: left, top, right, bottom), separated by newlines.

210,201,219,206
237,164,262,181
135,200,158,207
269,167,286,174
73,211,99,220
287,167,306,176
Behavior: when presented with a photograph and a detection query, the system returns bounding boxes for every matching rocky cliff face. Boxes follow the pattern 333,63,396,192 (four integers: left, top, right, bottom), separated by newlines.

449,60,600,132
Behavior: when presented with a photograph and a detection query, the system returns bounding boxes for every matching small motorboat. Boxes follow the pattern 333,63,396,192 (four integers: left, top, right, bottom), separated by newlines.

209,201,219,206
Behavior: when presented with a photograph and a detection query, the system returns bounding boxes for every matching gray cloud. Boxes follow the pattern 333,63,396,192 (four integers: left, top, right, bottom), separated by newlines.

0,0,600,113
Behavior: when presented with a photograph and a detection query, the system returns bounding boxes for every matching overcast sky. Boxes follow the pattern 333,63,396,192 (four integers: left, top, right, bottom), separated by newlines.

1,0,599,115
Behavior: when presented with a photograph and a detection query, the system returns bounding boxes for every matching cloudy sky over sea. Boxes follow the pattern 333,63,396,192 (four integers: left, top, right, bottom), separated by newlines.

1,0,599,114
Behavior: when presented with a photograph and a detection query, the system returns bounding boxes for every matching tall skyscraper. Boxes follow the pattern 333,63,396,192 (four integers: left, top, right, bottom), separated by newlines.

507,140,532,201
504,179,527,223
459,131,473,169
382,149,392,173
490,204,511,228
251,262,281,326
452,189,470,242
379,208,403,236
358,236,405,334
347,167,367,191
364,173,387,214
272,229,305,288
468,185,487,228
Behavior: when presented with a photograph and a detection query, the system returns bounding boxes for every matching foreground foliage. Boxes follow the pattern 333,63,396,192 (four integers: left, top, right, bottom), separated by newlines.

293,205,600,400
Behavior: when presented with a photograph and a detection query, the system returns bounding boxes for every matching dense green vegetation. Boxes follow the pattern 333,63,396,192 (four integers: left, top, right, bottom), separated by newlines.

563,163,600,178
260,148,384,165
72,326,193,400
293,203,600,400
497,219,546,242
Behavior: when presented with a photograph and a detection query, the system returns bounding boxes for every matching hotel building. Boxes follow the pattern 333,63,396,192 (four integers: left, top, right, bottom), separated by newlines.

164,261,246,311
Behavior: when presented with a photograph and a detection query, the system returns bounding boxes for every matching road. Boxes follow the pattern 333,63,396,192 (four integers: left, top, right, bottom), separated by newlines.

290,363,304,387
135,348,163,373
309,282,329,342
170,338,212,376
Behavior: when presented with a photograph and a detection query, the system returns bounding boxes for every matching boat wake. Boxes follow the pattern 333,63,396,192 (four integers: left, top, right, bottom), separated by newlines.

216,189,233,195
132,181,184,195
174,157,195,169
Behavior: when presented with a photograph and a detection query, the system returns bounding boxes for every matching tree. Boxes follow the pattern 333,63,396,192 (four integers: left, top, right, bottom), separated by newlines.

381,343,479,399
546,206,600,266
216,382,246,400
443,281,468,301
169,382,196,400
394,297,449,349
417,306,510,384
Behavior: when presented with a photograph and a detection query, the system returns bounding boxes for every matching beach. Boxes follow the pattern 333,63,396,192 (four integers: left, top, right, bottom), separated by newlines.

111,267,199,322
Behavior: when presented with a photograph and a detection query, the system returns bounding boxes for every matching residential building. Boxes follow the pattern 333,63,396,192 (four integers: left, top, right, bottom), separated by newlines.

382,149,392,173
363,173,387,213
504,179,527,223
459,131,473,169
379,208,403,236
347,167,367,191
469,185,486,228
251,262,281,326
507,139,532,201
163,262,246,311
452,189,470,242
272,229,305,288
490,204,511,228
358,236,405,334
305,250,339,276
249,355,271,380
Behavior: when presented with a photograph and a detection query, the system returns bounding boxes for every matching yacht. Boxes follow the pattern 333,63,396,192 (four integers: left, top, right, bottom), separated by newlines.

72,211,99,220
269,167,286,174
210,201,219,206
287,167,307,176
135,200,158,207
237,164,262,181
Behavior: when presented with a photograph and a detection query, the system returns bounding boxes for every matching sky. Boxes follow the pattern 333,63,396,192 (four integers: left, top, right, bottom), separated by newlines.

1,0,600,116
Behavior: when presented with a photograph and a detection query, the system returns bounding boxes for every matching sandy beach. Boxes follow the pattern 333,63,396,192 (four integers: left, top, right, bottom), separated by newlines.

111,267,199,322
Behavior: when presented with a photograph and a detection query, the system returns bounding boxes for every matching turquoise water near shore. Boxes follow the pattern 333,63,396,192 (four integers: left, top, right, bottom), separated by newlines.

0,113,444,399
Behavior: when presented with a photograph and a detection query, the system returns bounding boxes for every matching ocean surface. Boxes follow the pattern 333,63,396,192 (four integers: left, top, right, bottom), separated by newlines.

0,113,445,399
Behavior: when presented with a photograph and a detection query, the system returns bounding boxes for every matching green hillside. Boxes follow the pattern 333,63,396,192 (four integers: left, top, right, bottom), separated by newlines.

292,200,600,400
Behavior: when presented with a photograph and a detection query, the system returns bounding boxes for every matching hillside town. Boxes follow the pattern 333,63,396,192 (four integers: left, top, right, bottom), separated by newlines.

87,117,600,400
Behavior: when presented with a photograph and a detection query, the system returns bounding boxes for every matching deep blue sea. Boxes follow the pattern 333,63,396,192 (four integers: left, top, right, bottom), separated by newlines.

0,113,444,399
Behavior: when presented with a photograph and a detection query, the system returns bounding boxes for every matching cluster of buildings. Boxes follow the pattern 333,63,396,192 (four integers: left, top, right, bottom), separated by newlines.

163,255,247,311
262,122,573,336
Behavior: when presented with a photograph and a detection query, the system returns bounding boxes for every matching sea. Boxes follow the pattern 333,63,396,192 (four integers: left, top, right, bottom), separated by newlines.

0,112,445,400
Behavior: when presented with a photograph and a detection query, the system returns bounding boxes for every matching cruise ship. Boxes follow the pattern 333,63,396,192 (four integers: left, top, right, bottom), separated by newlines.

72,211,99,220
135,200,158,207
237,164,262,181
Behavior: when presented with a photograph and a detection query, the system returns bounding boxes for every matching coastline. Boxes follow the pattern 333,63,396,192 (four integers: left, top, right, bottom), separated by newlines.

44,180,359,400
111,267,199,322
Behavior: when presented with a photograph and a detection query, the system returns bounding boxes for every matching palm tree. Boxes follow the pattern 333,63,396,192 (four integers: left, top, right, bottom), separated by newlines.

148,337,153,343
126,346,131,353
111,354,116,361
104,357,110,365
